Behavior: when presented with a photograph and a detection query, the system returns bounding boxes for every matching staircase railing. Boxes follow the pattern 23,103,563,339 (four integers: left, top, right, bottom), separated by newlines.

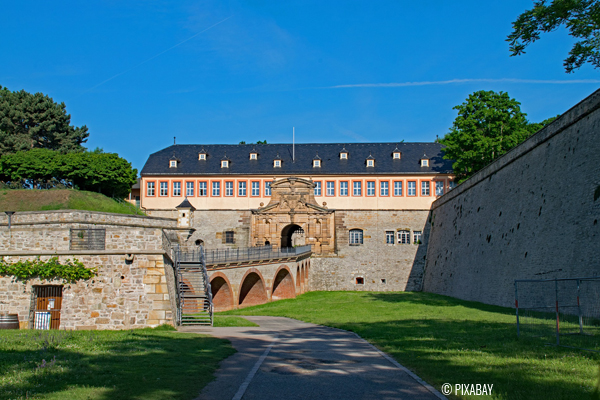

175,245,213,326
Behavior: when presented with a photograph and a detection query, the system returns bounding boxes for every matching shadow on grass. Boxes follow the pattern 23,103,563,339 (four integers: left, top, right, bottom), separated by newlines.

0,329,235,400
335,317,599,400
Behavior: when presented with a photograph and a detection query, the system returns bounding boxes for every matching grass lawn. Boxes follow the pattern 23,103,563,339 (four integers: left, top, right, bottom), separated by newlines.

213,316,258,327
0,189,143,215
0,326,234,400
221,291,600,400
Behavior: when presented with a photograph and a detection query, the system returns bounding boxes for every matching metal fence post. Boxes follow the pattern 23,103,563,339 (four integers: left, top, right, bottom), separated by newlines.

515,281,520,337
555,278,560,346
577,279,584,334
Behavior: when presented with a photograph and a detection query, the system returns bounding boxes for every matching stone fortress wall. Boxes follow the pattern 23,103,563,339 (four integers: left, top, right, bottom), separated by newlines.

0,210,179,329
422,89,600,307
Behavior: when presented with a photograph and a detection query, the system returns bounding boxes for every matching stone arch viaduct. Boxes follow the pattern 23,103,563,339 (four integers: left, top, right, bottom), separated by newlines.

206,255,312,311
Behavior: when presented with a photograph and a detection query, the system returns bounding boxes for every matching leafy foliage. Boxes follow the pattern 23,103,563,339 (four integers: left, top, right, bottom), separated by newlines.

507,0,600,73
0,257,96,282
440,90,556,183
0,85,89,155
0,148,138,198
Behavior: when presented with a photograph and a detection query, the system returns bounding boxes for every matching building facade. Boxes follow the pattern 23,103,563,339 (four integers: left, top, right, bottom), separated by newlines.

140,142,454,292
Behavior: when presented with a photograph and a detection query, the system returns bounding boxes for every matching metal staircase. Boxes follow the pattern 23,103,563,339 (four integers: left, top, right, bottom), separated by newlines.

175,246,213,326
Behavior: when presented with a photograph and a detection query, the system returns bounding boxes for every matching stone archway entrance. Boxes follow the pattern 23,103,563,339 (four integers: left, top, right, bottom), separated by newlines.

281,224,305,248
250,177,335,254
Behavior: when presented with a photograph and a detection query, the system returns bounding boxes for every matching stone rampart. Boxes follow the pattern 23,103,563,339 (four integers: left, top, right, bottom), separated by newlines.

422,89,600,307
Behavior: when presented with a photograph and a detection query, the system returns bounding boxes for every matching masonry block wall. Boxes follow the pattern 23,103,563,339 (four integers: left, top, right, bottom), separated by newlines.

146,209,251,249
422,89,600,308
310,210,430,291
0,211,179,329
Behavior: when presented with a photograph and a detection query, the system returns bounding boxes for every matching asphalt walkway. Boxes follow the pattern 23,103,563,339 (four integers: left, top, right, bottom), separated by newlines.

183,316,446,400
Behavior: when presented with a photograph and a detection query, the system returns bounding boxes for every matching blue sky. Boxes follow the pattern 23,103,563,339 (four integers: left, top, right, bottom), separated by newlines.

1,1,599,171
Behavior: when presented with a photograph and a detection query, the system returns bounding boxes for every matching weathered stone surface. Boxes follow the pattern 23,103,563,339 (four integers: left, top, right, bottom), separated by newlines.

423,89,600,307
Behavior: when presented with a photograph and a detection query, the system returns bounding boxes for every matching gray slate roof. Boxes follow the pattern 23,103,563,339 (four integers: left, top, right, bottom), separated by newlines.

141,143,453,176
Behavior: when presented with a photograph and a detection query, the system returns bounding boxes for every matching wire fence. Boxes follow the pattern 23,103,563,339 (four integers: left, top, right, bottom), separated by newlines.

515,277,600,352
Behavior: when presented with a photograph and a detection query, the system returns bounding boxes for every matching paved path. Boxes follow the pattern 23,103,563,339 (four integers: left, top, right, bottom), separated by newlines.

183,316,446,400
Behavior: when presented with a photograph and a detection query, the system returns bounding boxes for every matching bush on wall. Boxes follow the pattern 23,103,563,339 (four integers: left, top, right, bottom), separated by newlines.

0,256,97,282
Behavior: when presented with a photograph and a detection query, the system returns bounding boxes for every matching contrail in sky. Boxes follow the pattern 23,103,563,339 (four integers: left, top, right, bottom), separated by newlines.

77,16,232,96
325,78,600,89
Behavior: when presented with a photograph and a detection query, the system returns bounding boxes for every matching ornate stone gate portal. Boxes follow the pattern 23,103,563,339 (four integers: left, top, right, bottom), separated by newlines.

251,177,335,254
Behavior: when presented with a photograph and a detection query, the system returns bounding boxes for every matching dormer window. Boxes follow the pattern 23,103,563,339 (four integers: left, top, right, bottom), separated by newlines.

221,160,229,168
274,159,281,168
169,160,177,168
199,153,206,160
420,154,429,167
313,159,321,168
339,147,348,159
250,153,257,160
366,154,375,167
393,152,401,159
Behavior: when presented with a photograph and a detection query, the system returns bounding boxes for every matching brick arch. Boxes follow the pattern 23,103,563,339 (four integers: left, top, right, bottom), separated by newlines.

239,268,269,308
296,264,301,294
210,272,234,311
272,265,295,301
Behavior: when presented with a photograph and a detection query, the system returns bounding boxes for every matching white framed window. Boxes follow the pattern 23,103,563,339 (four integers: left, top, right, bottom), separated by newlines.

385,231,394,244
435,181,444,196
199,181,207,196
265,181,271,196
340,152,348,159
326,181,335,196
274,160,281,168
393,152,401,159
238,181,246,196
251,181,260,196
225,181,234,196
250,153,257,160
413,231,422,244
340,181,348,196
353,181,362,196
221,160,229,168
212,181,220,196
349,229,363,245
367,159,374,167
199,153,206,160
173,182,181,196
408,181,416,196
394,181,402,196
186,182,194,197
313,159,321,168
314,182,321,196
169,160,177,168
380,181,389,196
449,181,456,190
421,159,429,167
421,181,430,196
367,181,375,196
397,230,410,244
160,182,168,197
147,182,155,196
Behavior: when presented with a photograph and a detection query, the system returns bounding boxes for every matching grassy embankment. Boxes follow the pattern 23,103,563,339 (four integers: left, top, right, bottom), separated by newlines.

0,326,234,400
213,316,258,327
0,189,143,215
222,291,600,400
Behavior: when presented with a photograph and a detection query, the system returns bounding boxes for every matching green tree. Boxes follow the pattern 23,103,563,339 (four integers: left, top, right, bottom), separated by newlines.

0,85,89,155
507,0,600,73
440,90,555,183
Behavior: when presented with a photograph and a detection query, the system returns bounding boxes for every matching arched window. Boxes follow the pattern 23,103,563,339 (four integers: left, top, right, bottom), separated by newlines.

349,229,363,245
